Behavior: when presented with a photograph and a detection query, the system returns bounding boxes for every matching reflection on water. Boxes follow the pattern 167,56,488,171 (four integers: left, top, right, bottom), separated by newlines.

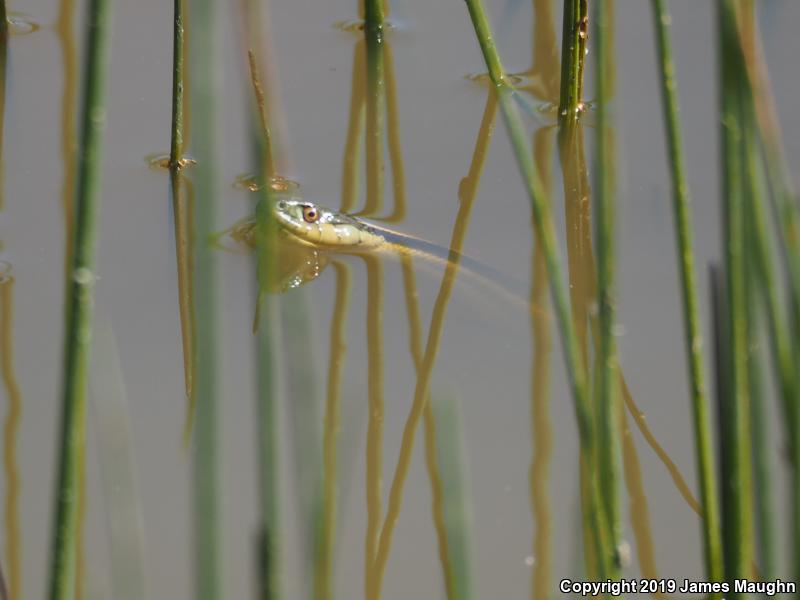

211,26,707,589
369,89,498,599
145,153,196,170
218,219,331,294
232,172,299,193
333,19,399,34
170,168,195,432
363,255,384,600
0,266,21,600
4,0,798,596
529,125,554,600
524,2,558,595
316,261,350,600
465,72,525,86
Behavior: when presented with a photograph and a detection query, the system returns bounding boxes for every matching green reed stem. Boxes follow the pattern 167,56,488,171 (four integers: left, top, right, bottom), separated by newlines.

48,0,114,597
739,20,800,571
364,0,384,30
744,245,776,583
432,394,475,600
735,9,800,353
558,0,587,118
593,0,622,579
649,0,723,589
741,83,777,580
733,9,800,576
363,26,384,216
718,1,753,590
463,0,614,575
254,199,280,600
188,0,220,596
463,0,506,86
169,0,185,167
247,50,275,182
744,117,797,441
247,50,282,600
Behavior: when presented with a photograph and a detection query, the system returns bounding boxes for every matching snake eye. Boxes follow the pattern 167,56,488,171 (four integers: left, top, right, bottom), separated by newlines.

302,205,320,223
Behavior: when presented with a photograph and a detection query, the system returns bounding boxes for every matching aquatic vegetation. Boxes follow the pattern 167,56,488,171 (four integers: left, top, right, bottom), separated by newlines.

7,0,795,597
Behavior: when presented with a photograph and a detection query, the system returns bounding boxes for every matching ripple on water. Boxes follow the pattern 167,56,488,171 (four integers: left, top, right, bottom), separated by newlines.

332,18,399,33
8,13,41,35
145,153,197,170
233,173,300,193
464,72,525,86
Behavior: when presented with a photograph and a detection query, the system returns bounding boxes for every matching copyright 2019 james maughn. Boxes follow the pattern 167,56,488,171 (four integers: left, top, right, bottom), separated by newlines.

559,577,796,597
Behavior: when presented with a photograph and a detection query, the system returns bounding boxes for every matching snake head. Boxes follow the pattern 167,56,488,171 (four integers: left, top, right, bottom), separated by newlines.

273,197,377,248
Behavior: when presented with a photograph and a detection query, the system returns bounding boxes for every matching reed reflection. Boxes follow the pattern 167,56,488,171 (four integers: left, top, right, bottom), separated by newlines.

386,94,499,600
0,32,19,599
55,1,86,595
522,1,559,597
557,119,599,576
529,127,554,600
315,261,351,600
363,254,384,600
359,18,388,600
217,7,544,598
171,170,196,442
0,265,21,600
400,253,456,598
341,40,405,221
0,28,14,600
332,9,477,596
513,0,559,103
369,92,498,600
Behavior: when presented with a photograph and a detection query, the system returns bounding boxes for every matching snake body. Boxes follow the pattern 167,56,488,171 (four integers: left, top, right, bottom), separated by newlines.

272,197,533,305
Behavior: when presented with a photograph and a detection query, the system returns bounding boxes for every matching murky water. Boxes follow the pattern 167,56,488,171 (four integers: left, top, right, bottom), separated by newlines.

2,0,800,598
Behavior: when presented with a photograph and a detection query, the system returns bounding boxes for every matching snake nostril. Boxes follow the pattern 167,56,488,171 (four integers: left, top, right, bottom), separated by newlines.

277,200,286,210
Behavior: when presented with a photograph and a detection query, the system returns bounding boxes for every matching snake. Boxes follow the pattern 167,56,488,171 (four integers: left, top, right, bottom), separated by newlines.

266,197,542,315
221,196,538,314
272,197,518,283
